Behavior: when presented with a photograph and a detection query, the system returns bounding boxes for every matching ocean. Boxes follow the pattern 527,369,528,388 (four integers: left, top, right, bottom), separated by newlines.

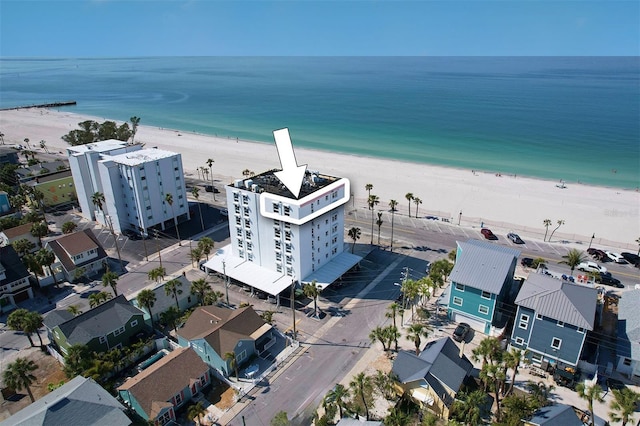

1,56,638,189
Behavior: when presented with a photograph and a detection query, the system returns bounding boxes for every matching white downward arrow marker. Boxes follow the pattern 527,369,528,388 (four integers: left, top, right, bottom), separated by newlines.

273,128,307,198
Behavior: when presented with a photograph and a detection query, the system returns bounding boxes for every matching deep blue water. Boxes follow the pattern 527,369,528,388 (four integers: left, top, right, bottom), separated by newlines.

1,56,638,189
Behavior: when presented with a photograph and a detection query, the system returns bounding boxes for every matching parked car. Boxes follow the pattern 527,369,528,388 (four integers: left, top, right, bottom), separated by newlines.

595,273,624,288
521,257,534,267
577,261,608,274
481,228,498,240
453,323,471,342
507,233,524,244
205,185,214,192
122,229,141,240
605,251,628,264
621,252,640,267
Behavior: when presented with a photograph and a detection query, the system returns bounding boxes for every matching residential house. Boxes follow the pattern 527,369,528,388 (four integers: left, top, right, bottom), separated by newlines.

0,223,39,251
43,294,146,356
447,239,520,335
0,146,19,166
510,273,597,369
0,245,32,311
0,376,131,426
616,289,640,383
391,337,474,420
118,347,210,425
0,191,10,215
44,228,108,283
177,305,275,376
129,274,197,325
15,160,68,182
525,403,609,426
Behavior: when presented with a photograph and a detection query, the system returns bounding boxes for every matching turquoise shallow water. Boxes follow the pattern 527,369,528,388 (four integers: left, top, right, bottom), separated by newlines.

1,56,638,189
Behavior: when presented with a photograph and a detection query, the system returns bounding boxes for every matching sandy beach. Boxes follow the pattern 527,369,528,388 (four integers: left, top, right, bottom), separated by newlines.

0,108,637,249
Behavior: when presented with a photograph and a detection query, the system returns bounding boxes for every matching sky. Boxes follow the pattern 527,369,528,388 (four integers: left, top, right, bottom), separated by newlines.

0,0,638,57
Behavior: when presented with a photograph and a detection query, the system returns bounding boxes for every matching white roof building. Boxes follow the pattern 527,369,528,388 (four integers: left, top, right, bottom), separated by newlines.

203,169,360,297
68,140,189,235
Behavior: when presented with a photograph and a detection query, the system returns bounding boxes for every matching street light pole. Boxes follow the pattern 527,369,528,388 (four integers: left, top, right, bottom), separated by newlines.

458,211,462,226
589,233,595,249
154,229,163,269
290,277,297,341
223,260,229,306
106,215,124,272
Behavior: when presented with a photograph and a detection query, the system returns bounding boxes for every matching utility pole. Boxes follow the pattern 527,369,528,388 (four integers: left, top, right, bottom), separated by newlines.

223,260,229,306
106,215,124,272
290,277,297,341
141,228,148,261
154,229,162,269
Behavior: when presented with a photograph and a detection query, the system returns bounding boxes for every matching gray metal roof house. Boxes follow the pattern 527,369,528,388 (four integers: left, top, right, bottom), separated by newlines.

615,289,640,381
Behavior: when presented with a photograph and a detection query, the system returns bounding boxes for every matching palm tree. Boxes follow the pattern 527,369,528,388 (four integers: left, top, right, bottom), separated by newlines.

384,407,410,426
365,183,373,207
405,192,414,217
129,116,140,143
164,193,181,246
206,158,215,200
389,199,398,252
543,219,552,241
348,227,361,253
25,311,44,347
24,138,31,149
198,237,214,260
61,221,78,234
406,323,430,355
36,247,58,287
303,280,321,318
160,306,182,333
39,139,48,153
609,387,640,425
23,253,43,288
137,289,157,328
505,348,524,395
471,336,502,370
450,390,487,426
7,309,36,347
67,305,83,316
92,191,105,216
367,195,379,244
369,326,389,352
413,197,422,218
576,381,604,426
164,278,183,310
102,269,119,296
559,248,585,274
12,238,35,257
385,303,403,351
189,247,203,267
147,266,166,283
350,372,373,420
376,212,383,245
324,384,350,419
191,278,210,306
187,401,206,426
3,357,38,403
224,351,239,379
548,219,565,242
0,131,4,144
63,344,92,378
30,221,48,247
191,187,205,231
88,291,112,308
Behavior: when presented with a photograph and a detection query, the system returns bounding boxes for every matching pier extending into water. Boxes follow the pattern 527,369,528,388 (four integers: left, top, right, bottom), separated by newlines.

0,100,76,111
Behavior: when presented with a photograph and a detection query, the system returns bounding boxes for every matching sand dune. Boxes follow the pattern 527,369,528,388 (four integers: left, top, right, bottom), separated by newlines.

0,108,637,249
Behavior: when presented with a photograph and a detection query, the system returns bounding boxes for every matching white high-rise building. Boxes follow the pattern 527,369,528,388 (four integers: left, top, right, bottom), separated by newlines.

68,140,190,235
203,169,361,297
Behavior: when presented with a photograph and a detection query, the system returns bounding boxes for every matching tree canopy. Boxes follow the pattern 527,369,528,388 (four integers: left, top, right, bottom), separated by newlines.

62,120,133,146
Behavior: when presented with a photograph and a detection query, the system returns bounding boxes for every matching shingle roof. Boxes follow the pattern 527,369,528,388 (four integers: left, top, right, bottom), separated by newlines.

0,376,131,426
177,305,270,356
391,337,473,397
0,245,30,285
1,223,33,239
117,347,209,419
449,239,520,294
616,289,640,360
46,228,107,274
515,273,596,330
46,294,144,345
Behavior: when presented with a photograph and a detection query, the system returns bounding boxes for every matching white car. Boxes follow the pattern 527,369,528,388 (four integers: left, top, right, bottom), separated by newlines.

577,261,608,274
605,251,627,264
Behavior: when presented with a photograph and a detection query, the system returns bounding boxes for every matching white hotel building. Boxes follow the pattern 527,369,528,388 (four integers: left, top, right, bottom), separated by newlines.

203,170,361,297
68,140,189,235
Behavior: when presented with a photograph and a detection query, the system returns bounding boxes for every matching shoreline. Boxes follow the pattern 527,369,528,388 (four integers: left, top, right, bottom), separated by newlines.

0,108,638,247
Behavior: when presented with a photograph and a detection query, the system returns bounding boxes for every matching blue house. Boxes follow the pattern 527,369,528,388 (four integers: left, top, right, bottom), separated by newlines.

447,239,520,335
510,273,597,369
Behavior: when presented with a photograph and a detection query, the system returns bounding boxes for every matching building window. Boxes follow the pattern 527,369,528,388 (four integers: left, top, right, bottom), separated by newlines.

455,283,464,292
174,391,183,406
130,320,138,328
557,321,564,327
515,337,524,345
536,313,543,320
99,336,106,344
518,314,529,329
113,326,125,337
577,327,585,334
478,305,489,315
623,358,632,366
551,338,562,350
452,296,463,306
481,291,491,299
158,410,172,425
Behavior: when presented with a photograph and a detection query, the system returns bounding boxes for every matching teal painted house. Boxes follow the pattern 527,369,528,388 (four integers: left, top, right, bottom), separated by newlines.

447,239,520,336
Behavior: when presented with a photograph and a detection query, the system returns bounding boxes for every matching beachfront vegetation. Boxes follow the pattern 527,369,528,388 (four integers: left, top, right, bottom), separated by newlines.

348,227,361,253
405,192,414,217
559,248,586,274
62,120,133,146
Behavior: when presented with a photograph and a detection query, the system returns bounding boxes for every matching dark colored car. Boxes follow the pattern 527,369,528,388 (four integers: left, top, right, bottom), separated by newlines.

481,228,498,240
595,273,624,288
453,323,471,342
507,233,524,244
621,252,640,267
521,257,534,267
205,185,214,192
590,249,608,261
122,229,141,240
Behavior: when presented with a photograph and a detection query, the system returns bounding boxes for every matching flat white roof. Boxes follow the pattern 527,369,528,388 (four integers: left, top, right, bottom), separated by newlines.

109,148,178,166
67,139,130,154
202,245,362,295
